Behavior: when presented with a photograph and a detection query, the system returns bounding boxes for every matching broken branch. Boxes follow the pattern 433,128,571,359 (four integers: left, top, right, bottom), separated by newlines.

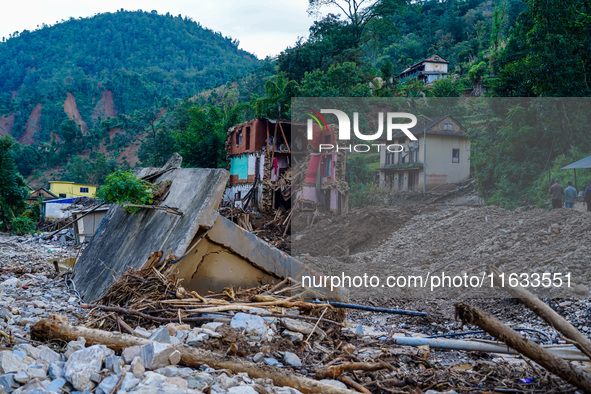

316,362,394,379
455,302,591,393
81,304,215,323
490,266,591,360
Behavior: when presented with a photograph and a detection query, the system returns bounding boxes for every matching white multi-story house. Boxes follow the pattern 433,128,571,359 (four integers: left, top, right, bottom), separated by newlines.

377,115,470,191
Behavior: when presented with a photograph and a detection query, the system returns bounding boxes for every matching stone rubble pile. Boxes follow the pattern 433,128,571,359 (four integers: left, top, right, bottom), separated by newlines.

0,334,309,394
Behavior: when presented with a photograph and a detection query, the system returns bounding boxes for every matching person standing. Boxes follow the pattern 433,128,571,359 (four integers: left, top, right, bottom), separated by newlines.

584,180,591,212
564,181,577,208
550,179,564,209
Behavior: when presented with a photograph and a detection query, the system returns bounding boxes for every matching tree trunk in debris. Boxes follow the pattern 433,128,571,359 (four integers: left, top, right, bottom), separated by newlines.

455,302,591,393
490,266,591,360
31,319,356,394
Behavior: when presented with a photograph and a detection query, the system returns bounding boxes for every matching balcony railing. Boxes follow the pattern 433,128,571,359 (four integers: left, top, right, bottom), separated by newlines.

380,162,424,170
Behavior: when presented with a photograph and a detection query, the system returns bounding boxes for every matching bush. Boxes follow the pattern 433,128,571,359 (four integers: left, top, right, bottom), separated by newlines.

10,216,35,235
349,183,391,208
95,170,153,213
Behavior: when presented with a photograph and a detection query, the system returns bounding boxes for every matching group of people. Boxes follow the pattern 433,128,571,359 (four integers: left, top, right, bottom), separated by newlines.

550,179,591,211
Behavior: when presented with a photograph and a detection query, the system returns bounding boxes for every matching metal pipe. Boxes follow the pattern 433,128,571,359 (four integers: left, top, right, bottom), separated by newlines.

311,300,427,316
391,336,588,361
423,119,426,193
427,328,554,345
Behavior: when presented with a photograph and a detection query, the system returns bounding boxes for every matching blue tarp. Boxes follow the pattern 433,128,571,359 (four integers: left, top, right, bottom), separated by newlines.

44,197,88,204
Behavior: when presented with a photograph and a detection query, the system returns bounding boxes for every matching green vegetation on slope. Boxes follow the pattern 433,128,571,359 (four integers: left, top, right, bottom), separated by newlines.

0,10,260,141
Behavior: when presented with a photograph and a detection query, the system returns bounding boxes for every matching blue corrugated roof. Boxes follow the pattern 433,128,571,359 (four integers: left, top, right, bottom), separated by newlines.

44,197,88,204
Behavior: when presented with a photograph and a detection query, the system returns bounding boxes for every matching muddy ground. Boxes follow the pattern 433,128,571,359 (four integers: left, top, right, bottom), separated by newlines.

295,202,591,301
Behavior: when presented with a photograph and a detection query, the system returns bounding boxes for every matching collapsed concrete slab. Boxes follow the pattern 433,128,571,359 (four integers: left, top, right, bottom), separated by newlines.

73,167,345,302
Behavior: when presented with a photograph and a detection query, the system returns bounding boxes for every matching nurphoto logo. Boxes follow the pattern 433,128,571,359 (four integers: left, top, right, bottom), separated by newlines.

306,109,418,152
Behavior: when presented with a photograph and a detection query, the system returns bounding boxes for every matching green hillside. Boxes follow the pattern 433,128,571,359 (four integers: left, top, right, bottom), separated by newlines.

0,10,260,143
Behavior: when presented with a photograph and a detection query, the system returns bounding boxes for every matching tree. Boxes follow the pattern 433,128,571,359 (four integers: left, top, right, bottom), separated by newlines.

95,170,153,213
493,0,591,96
430,76,463,97
277,14,361,80
173,106,228,169
138,127,177,167
0,136,29,231
308,0,405,41
12,143,41,177
254,74,299,119
299,62,371,97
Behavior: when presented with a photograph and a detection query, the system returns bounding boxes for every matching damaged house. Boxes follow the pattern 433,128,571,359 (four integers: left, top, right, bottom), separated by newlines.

224,118,349,214
73,166,346,303
377,115,471,191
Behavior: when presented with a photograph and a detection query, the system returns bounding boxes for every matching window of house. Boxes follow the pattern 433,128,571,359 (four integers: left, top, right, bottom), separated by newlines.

245,126,251,149
80,187,89,193
386,152,395,165
59,193,66,198
236,130,242,146
452,149,460,163
443,122,453,130
324,156,332,177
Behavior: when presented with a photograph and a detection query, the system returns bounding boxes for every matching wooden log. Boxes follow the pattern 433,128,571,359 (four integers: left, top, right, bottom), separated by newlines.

316,362,394,379
31,318,356,394
339,376,371,394
490,266,591,360
455,302,591,393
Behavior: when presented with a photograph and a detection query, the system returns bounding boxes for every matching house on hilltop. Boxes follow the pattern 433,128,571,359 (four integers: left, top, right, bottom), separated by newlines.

377,115,470,192
397,54,449,84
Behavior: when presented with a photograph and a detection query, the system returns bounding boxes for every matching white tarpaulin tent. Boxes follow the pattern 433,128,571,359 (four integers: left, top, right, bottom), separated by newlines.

562,155,591,169
561,154,591,191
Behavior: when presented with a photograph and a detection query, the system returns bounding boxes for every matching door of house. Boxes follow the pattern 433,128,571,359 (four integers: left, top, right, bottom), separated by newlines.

408,171,419,191
398,173,404,191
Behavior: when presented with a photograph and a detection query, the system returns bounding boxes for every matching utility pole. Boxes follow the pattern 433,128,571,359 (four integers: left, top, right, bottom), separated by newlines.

423,119,426,194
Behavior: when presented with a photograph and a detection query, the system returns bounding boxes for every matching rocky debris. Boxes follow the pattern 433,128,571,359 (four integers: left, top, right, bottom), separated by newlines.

149,326,171,343
0,352,26,374
0,337,311,394
230,313,271,337
282,352,302,367
64,345,114,390
137,342,179,370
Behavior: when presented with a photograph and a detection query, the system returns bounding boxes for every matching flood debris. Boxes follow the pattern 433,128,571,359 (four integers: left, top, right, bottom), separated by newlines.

455,302,591,392
2,198,590,393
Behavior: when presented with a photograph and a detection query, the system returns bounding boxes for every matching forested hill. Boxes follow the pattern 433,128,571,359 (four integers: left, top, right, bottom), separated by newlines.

0,10,260,142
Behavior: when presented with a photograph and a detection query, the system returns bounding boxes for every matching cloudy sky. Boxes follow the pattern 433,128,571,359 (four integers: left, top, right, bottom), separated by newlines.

0,0,324,58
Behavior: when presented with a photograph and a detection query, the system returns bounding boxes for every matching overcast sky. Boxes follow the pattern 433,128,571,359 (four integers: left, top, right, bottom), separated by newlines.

0,0,322,58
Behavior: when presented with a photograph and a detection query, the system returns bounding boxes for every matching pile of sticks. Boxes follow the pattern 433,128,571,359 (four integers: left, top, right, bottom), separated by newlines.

84,253,342,332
